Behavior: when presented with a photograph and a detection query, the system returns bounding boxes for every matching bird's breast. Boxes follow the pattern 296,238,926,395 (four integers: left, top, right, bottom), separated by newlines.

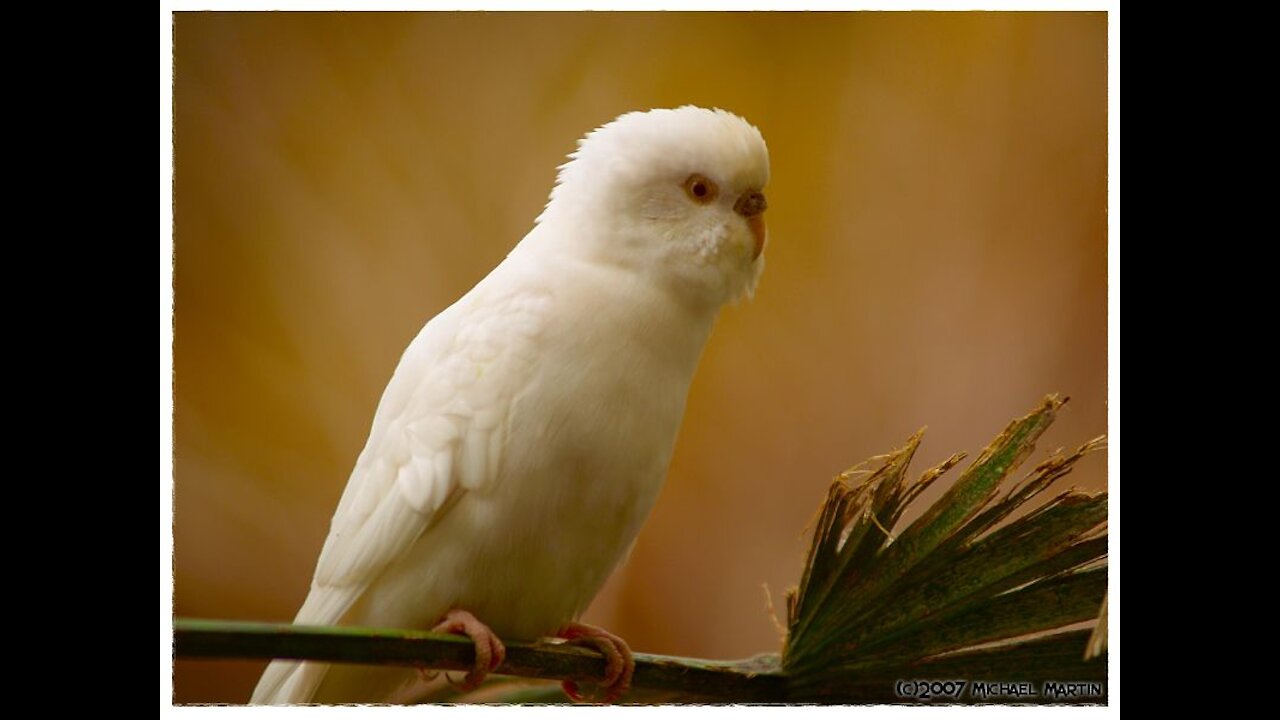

363,268,715,641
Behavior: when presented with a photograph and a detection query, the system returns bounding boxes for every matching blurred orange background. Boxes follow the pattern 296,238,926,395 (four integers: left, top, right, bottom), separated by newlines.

170,11,1108,703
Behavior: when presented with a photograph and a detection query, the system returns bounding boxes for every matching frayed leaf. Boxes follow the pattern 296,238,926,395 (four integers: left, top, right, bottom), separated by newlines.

783,395,1106,700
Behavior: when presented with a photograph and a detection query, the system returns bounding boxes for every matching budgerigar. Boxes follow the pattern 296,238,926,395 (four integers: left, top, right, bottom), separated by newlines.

251,106,770,704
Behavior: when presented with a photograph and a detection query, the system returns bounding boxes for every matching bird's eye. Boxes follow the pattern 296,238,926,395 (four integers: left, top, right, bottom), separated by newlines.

683,174,719,205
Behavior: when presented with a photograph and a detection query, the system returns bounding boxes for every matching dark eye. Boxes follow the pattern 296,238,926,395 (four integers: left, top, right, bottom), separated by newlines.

683,173,719,204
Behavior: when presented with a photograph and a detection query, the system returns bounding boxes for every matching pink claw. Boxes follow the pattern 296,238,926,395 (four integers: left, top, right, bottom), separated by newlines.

556,621,634,704
426,608,507,692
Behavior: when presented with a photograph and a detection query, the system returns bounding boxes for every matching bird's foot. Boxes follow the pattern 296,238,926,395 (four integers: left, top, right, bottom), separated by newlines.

421,608,507,692
556,621,634,703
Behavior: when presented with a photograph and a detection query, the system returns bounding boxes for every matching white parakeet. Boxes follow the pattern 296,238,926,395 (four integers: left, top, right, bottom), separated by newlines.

251,106,770,704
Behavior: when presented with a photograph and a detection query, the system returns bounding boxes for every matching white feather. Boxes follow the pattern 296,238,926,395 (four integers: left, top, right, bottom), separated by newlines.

252,106,769,704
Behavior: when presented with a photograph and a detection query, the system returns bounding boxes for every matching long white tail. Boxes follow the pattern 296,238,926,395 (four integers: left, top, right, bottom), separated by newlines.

250,659,329,704
249,580,359,703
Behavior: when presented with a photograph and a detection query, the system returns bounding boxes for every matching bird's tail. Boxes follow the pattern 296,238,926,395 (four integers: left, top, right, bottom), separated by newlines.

250,659,329,705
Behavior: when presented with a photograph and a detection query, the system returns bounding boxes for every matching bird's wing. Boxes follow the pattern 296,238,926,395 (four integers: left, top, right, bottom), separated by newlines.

300,282,552,626
252,278,552,704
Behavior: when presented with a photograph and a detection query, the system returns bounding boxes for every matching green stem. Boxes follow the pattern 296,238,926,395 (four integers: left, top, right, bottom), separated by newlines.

174,618,787,702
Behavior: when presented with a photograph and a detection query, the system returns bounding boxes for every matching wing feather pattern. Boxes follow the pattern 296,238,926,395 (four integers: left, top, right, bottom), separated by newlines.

251,282,550,704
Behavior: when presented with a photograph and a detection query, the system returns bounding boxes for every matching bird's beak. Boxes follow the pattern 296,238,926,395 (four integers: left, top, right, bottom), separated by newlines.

734,190,768,260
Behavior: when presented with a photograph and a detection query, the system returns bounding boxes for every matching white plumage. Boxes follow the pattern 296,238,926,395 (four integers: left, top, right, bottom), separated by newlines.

252,106,769,704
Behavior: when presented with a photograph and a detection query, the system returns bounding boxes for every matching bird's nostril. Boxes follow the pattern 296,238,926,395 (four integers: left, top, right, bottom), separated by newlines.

735,191,767,217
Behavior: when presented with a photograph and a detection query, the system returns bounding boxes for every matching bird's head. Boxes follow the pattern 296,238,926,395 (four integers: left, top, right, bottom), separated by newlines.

536,106,770,309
